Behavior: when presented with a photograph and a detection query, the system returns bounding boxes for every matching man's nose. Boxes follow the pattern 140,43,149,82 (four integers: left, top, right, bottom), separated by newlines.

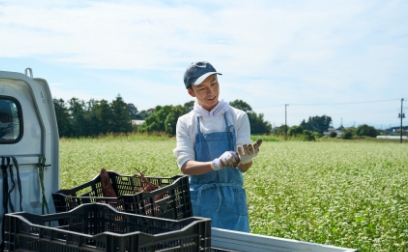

207,86,214,94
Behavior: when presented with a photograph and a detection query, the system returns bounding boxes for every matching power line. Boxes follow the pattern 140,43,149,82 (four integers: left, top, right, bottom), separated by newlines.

290,98,400,106
254,104,284,109
254,98,401,109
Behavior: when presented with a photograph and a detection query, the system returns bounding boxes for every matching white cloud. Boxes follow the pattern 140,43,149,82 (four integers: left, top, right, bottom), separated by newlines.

0,1,378,70
0,0,407,127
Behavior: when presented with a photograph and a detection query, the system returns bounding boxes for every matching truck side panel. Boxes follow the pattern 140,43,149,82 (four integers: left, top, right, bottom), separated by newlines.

211,228,358,252
0,70,59,243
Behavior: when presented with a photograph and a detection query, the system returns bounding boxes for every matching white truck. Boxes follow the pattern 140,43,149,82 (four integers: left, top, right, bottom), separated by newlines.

0,68,358,252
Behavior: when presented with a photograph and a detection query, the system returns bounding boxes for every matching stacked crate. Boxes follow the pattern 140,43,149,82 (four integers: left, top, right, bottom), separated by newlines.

3,170,212,252
52,171,193,220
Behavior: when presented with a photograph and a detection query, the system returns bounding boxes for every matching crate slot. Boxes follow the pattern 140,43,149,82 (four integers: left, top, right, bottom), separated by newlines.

52,171,193,220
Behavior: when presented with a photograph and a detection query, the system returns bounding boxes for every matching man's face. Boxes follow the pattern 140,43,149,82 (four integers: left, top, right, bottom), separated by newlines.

188,74,220,111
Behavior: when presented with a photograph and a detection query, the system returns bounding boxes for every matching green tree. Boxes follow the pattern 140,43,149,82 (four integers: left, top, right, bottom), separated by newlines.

127,103,139,119
90,99,113,135
164,105,185,136
111,95,133,134
341,127,355,140
138,100,272,135
138,108,155,120
288,125,303,137
301,130,315,141
329,132,337,138
273,125,288,136
300,115,332,134
247,112,272,134
82,98,99,136
230,100,271,134
230,100,252,112
138,105,174,134
68,98,86,137
356,124,378,138
53,98,71,137
54,96,138,137
183,101,195,113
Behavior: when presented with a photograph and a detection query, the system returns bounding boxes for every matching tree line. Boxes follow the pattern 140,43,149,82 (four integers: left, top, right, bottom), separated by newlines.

273,115,379,141
137,100,272,135
53,96,134,137
53,96,380,140
52,97,272,137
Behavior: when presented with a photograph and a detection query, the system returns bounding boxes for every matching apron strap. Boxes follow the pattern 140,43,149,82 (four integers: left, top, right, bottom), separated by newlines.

196,117,201,132
196,113,231,133
223,113,236,152
223,113,229,129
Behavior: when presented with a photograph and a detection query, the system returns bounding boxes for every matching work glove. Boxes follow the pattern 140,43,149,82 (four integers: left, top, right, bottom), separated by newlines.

237,139,263,164
211,151,240,171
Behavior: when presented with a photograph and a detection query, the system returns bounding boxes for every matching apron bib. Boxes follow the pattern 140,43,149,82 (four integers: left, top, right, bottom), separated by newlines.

189,114,250,232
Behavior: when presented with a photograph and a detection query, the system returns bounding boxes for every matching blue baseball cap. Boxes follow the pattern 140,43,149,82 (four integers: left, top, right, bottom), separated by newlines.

183,61,222,88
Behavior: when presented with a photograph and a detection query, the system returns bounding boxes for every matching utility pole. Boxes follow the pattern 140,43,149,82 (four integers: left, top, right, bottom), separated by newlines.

285,104,289,140
399,98,405,144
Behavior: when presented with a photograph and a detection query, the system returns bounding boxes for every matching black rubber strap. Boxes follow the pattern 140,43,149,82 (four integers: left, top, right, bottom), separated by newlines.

11,157,23,211
0,156,23,251
38,155,49,214
6,163,15,213
1,156,10,252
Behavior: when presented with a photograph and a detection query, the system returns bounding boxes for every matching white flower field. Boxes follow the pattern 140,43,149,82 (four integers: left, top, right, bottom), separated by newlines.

60,135,408,251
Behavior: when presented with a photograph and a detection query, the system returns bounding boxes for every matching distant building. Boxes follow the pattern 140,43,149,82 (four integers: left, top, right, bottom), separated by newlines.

131,120,145,130
132,120,145,126
377,135,408,139
323,128,342,137
394,129,408,135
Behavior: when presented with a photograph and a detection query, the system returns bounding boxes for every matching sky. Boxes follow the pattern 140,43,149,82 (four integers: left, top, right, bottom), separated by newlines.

0,0,407,129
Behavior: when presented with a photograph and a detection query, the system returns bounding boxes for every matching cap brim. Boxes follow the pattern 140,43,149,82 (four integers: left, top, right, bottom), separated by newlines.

192,72,222,85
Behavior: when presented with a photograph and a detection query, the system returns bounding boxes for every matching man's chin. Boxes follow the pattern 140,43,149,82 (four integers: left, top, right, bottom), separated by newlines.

207,99,218,105
201,99,218,111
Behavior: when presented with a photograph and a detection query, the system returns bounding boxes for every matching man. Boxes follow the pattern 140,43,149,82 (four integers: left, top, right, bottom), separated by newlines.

173,61,262,232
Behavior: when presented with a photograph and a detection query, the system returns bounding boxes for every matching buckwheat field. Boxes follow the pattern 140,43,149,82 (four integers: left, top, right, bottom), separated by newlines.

60,135,408,251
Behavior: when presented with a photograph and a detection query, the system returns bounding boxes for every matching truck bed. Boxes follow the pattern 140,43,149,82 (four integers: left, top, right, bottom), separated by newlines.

211,228,358,252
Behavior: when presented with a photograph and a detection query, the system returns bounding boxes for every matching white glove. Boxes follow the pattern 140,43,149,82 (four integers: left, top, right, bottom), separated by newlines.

237,139,263,164
211,151,240,171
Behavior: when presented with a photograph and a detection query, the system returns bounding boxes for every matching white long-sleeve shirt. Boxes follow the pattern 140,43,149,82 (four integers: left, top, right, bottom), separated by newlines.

173,106,252,169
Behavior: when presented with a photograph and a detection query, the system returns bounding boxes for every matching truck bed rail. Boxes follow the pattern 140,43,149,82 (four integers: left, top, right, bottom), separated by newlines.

211,228,358,252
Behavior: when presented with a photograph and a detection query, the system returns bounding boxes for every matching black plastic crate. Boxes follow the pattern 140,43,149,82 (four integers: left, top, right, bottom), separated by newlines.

4,203,211,252
52,171,192,220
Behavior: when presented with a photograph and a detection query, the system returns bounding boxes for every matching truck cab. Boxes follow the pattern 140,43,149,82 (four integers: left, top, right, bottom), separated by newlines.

0,68,59,244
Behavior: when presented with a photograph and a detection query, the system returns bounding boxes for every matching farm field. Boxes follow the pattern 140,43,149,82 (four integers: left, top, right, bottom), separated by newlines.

59,135,408,252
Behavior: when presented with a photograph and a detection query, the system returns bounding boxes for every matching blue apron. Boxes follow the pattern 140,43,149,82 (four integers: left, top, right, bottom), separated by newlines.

189,113,250,232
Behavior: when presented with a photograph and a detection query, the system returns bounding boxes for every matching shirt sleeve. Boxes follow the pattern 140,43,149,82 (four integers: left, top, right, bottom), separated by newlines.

235,111,252,148
173,116,195,169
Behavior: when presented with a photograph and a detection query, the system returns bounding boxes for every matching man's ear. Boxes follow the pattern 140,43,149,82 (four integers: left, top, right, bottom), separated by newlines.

187,88,196,98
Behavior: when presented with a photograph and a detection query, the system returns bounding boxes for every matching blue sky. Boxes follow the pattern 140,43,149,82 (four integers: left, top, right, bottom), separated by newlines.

0,0,407,129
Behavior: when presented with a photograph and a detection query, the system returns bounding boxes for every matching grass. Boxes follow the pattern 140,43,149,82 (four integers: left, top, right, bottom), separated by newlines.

59,134,408,252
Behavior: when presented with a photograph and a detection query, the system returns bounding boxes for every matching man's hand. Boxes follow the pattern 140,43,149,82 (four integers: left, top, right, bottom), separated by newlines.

211,151,240,171
237,139,263,164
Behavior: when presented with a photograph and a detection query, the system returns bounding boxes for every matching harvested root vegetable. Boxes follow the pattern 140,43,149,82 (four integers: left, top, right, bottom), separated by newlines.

133,168,164,215
100,168,117,203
